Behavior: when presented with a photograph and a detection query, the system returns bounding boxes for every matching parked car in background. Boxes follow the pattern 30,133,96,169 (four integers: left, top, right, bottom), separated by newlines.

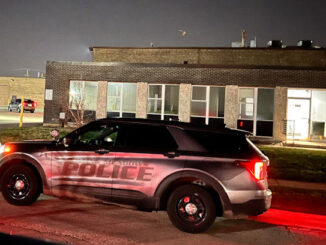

8,99,37,113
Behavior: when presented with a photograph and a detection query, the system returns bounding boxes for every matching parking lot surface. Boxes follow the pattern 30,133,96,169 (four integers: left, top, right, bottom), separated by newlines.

0,108,43,128
0,195,325,245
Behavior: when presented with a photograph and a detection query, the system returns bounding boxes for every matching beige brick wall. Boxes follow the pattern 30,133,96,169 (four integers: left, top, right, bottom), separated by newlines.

136,82,148,118
92,47,326,67
178,83,191,122
224,85,239,129
273,87,288,142
0,77,45,107
96,81,108,119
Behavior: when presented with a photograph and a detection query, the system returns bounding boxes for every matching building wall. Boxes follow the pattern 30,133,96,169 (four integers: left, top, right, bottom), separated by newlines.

44,61,326,143
91,47,326,67
0,77,45,107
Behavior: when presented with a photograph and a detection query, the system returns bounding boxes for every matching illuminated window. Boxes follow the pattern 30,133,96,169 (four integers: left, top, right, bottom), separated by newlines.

107,82,136,118
191,86,225,125
238,88,274,136
69,81,98,111
147,84,179,120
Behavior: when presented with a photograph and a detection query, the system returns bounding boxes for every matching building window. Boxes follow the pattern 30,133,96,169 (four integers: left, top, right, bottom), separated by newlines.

287,89,326,141
69,81,98,111
239,88,254,119
147,84,179,120
191,86,225,126
238,88,274,137
311,91,326,140
107,82,136,118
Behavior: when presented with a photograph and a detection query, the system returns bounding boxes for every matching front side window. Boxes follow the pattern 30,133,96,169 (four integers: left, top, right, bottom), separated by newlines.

72,124,119,147
147,84,179,120
107,82,136,118
69,81,98,111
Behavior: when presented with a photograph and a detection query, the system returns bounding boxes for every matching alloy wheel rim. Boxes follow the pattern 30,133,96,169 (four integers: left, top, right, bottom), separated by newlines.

177,194,206,224
7,173,31,200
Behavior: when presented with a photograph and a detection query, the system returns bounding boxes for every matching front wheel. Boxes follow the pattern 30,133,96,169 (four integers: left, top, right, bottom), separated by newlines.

167,184,216,233
0,164,40,205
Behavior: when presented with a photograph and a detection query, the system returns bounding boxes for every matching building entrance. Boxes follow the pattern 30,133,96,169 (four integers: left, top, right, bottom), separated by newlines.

287,89,326,142
287,98,310,140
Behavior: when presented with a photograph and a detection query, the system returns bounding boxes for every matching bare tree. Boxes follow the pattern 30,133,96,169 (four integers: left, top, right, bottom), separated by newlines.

67,82,85,128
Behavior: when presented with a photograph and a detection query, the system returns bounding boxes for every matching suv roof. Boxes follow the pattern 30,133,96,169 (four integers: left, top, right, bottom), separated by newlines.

92,118,249,136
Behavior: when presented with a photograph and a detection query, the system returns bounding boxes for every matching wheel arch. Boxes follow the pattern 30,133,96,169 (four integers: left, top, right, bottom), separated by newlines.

0,153,48,192
154,169,232,216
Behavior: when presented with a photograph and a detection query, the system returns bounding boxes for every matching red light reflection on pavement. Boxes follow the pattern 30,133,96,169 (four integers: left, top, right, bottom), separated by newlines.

250,209,326,231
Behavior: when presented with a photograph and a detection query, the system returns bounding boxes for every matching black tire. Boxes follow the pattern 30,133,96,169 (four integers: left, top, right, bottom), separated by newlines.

30,110,35,113
167,184,216,233
0,164,40,206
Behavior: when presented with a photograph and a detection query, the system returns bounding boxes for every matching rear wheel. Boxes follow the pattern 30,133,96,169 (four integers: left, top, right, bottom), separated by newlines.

167,184,216,233
0,164,40,205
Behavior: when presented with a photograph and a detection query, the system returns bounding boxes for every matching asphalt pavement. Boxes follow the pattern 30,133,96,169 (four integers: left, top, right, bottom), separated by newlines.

0,194,325,245
0,108,43,129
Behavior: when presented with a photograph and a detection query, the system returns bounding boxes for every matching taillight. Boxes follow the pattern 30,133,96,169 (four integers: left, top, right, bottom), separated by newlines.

23,102,27,106
33,102,37,107
240,160,267,180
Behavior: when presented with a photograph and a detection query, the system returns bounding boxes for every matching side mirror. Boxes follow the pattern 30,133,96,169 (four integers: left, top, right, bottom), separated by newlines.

63,137,71,147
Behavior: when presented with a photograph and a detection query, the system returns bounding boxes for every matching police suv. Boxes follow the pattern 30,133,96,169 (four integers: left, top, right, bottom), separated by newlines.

0,118,271,233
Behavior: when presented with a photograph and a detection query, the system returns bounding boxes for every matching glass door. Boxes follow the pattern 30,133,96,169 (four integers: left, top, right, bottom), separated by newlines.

287,99,310,140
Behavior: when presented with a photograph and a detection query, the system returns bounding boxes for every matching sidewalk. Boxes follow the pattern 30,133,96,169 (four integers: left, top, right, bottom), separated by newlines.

269,179,326,191
269,178,326,216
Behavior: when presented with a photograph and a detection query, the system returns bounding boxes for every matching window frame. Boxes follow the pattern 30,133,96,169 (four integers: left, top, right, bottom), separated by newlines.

107,82,137,117
69,80,98,111
191,85,225,125
147,84,179,120
238,87,274,137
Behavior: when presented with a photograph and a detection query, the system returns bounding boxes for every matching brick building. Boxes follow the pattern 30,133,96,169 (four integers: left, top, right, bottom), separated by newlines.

0,77,45,108
44,47,326,143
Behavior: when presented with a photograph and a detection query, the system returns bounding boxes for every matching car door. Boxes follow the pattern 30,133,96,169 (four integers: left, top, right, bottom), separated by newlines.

111,123,185,205
50,122,120,201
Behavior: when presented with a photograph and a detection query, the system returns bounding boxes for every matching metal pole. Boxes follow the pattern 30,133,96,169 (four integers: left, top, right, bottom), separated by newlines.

19,96,24,127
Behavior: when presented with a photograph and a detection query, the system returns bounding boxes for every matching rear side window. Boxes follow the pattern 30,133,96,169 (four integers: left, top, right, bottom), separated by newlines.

186,130,248,154
117,124,178,152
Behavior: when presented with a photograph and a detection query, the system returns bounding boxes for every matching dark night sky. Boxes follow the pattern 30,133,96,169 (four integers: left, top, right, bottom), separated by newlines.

1,0,326,77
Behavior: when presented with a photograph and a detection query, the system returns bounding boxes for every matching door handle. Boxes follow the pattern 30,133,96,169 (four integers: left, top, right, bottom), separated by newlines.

95,149,110,155
164,151,180,158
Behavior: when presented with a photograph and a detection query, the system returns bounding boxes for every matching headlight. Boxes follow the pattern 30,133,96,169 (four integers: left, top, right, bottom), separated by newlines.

0,144,11,154
0,144,5,154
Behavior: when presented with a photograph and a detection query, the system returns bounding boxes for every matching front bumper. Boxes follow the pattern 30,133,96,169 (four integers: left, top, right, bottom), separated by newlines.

227,189,272,216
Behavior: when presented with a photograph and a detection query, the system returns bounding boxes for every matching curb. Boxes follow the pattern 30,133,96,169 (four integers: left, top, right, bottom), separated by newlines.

269,179,326,191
